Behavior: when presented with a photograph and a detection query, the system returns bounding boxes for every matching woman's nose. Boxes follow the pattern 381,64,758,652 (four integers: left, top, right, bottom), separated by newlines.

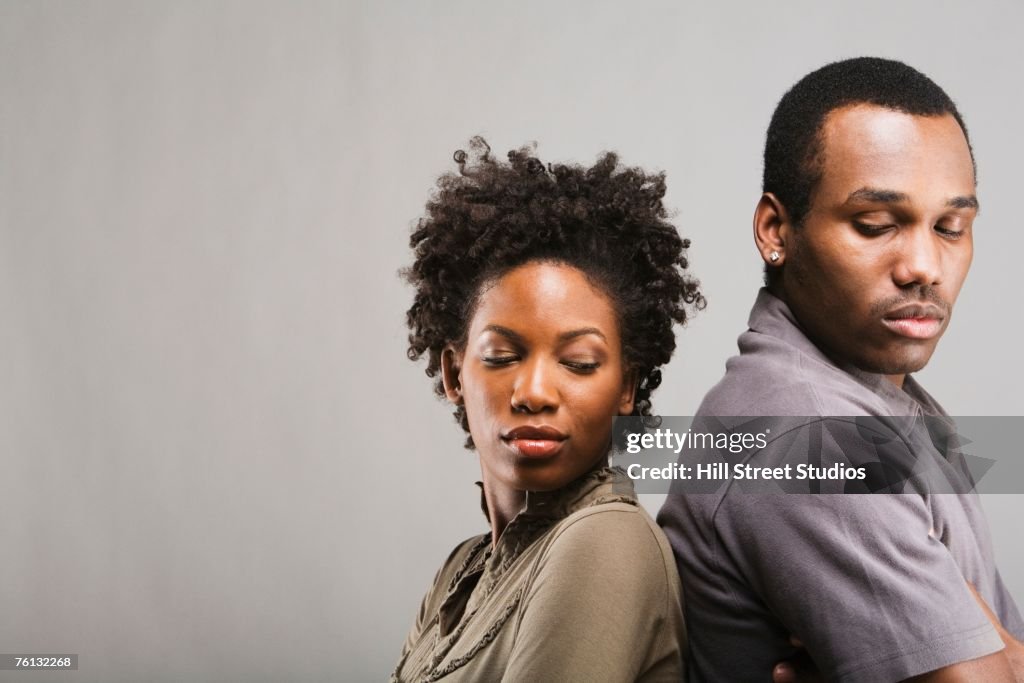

510,358,558,413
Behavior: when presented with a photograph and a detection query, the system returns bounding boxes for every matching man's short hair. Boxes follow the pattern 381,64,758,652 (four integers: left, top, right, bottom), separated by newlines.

763,56,974,226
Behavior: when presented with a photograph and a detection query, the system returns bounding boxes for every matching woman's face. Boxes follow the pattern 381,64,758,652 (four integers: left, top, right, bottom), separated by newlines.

442,261,636,492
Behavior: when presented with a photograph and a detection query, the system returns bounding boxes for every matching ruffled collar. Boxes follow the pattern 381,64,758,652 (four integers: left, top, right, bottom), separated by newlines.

474,465,637,524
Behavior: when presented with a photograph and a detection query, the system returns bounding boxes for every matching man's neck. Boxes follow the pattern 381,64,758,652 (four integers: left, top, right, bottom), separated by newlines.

885,374,906,388
770,284,909,391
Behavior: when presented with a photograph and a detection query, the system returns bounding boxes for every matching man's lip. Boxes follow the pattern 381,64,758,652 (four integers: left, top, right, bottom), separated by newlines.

882,304,945,320
881,316,944,340
880,304,945,340
501,425,568,441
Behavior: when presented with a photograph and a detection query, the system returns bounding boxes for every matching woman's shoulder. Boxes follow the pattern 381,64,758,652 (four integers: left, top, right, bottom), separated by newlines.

510,499,686,678
553,499,666,543
542,501,679,585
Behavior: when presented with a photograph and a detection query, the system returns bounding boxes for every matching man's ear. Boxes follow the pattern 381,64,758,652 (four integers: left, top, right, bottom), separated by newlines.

440,345,464,405
618,368,638,416
753,192,792,267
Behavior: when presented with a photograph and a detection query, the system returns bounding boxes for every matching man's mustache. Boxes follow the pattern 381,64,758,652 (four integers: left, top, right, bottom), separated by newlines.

868,287,951,318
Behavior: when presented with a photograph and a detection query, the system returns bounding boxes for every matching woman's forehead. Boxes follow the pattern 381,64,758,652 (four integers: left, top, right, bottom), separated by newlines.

468,262,619,341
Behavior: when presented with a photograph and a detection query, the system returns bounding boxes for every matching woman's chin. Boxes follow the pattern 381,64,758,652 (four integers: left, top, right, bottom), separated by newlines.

504,459,603,493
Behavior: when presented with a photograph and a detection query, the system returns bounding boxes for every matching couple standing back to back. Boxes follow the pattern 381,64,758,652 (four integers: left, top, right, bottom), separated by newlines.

394,56,1024,682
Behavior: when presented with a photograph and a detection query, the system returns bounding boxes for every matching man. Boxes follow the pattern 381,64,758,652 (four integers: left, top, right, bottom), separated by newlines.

658,57,1024,682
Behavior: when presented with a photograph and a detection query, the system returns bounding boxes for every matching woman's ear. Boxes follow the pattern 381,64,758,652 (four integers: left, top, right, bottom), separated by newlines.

440,345,464,405
618,368,638,415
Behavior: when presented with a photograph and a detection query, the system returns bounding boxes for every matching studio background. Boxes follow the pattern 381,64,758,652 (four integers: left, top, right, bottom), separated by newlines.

2,2,1022,681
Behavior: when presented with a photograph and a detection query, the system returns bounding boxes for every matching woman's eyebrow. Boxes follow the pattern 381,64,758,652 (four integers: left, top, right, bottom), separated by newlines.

481,324,524,343
558,327,607,343
481,324,607,344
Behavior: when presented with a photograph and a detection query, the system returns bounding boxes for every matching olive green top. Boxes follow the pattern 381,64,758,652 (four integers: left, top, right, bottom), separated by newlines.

391,466,686,682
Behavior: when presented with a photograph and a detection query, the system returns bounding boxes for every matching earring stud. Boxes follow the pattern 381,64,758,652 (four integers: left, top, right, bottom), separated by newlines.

769,250,780,263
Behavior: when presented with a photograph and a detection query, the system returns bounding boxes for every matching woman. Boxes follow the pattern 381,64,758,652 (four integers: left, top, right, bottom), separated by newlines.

393,138,704,682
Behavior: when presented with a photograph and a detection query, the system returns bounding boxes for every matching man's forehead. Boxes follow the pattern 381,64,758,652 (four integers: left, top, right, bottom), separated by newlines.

816,104,976,203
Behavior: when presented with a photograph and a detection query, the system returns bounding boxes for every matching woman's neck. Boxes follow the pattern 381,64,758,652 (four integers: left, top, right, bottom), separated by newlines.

480,457,609,547
481,480,525,547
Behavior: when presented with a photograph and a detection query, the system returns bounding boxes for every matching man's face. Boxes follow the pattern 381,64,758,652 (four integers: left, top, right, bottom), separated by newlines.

780,104,977,380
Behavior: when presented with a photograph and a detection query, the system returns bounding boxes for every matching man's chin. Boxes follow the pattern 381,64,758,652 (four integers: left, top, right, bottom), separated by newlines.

853,344,937,377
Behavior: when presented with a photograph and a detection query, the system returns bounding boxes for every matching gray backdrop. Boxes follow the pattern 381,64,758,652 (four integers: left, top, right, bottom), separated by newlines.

1,1,1022,681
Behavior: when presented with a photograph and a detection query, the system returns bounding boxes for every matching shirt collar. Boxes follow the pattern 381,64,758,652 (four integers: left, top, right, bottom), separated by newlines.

747,287,935,416
474,465,637,525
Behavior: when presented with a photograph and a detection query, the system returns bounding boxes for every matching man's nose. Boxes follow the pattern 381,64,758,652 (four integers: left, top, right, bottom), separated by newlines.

511,357,558,413
892,224,943,288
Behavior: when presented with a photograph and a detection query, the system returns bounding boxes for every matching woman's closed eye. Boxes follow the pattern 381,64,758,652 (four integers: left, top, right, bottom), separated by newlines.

562,359,600,372
482,354,519,366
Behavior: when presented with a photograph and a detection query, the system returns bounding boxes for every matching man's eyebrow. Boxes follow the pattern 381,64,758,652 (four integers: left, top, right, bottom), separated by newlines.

844,187,910,204
844,187,980,212
947,195,979,210
481,324,607,343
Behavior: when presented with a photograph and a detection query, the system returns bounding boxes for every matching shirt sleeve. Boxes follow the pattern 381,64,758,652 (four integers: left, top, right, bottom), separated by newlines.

502,505,685,683
714,418,1004,683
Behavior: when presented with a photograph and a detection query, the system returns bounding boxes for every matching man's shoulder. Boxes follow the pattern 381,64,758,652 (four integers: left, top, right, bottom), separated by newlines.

698,328,894,417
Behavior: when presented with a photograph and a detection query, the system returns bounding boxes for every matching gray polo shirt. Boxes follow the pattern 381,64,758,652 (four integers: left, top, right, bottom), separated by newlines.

657,288,1023,683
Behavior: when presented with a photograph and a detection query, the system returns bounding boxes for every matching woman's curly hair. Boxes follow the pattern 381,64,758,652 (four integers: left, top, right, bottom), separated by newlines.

402,137,705,449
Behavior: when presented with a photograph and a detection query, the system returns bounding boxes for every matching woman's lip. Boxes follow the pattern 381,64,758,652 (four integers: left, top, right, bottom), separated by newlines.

881,316,943,339
503,425,568,440
505,438,565,459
